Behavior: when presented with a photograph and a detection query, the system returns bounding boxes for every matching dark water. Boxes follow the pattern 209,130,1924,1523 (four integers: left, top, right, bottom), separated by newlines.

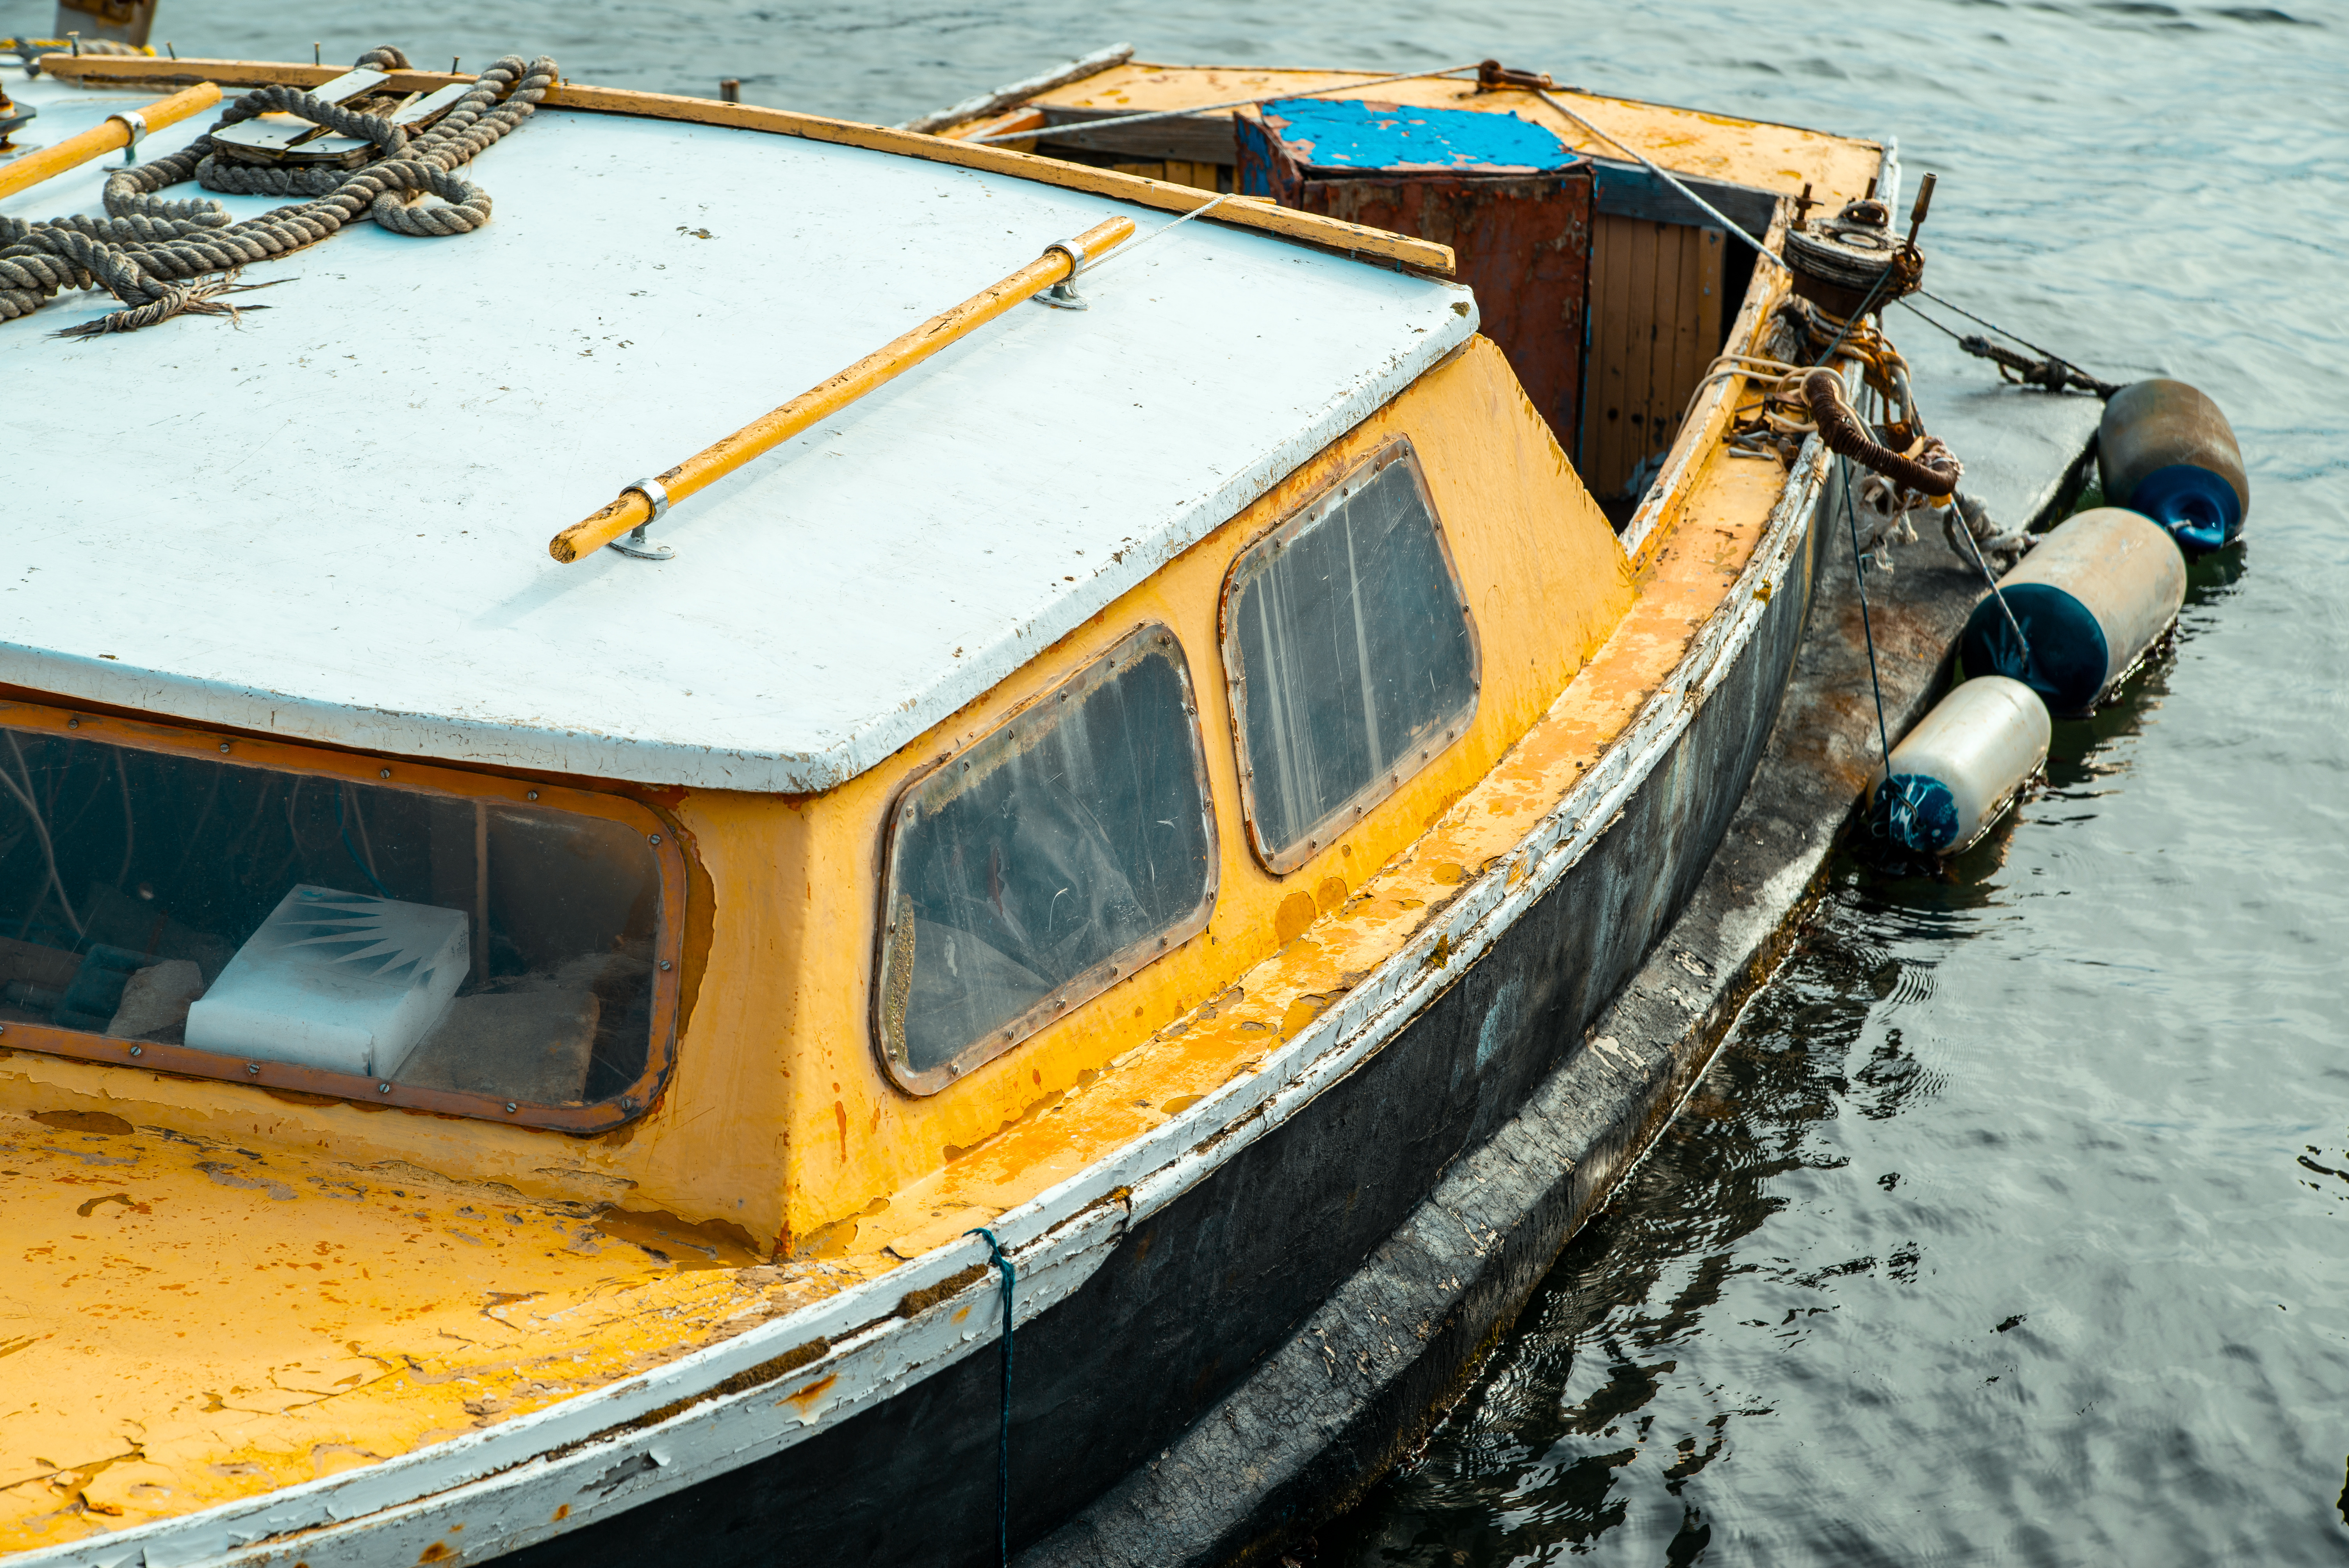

17,0,2345,1559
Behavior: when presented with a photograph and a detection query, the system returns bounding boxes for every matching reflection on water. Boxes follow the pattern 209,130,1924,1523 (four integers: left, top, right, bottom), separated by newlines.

1313,501,2349,1561
1317,731,2349,1560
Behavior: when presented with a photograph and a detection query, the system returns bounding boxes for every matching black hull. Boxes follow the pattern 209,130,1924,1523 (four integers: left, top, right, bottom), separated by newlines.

508,491,1832,1568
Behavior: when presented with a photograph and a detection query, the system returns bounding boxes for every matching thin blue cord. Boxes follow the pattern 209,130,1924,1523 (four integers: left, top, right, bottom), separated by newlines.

337,787,393,898
966,1226,1016,1568
1840,455,1897,785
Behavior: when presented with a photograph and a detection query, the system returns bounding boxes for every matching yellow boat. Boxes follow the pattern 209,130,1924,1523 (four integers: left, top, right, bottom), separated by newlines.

0,37,2001,1567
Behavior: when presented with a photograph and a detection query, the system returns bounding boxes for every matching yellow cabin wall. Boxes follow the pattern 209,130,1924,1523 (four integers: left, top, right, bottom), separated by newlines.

766,335,1630,1245
0,335,1628,1259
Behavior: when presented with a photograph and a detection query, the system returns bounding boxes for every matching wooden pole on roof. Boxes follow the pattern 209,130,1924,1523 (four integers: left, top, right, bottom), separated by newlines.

548,214,1138,564
0,81,219,201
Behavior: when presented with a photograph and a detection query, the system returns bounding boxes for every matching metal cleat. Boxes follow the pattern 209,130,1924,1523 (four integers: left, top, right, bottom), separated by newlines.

207,66,387,163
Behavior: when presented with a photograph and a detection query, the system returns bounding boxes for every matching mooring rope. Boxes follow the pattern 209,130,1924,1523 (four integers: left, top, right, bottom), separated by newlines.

0,45,555,335
1896,295,2120,398
1535,86,1789,269
1839,452,1936,850
965,1226,1017,1568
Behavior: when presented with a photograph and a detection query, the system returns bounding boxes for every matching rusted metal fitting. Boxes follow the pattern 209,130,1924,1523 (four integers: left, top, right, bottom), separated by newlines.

1800,369,1962,498
1475,59,1556,93
1034,235,1095,311
610,477,675,561
108,107,144,163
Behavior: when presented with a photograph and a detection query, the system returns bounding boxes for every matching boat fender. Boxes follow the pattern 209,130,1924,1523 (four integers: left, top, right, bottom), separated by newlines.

1958,507,2185,717
2098,378,2247,553
1866,675,2050,857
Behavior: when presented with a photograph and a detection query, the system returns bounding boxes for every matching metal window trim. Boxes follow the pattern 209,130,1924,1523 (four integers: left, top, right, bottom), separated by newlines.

1218,435,1483,876
0,698,687,1134
870,622,1220,1097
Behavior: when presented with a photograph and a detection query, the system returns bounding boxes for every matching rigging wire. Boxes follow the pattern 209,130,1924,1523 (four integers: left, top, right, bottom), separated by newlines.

1909,286,2062,361
965,1226,1018,1568
1894,295,1966,344
1067,190,1233,280
1841,458,1895,779
967,61,1483,143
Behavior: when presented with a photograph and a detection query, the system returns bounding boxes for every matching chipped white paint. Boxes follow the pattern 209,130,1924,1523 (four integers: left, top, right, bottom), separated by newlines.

0,80,1474,792
10,422,1832,1568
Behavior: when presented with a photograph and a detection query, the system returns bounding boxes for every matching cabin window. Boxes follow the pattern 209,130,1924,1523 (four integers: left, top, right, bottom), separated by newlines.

875,624,1217,1094
0,714,677,1130
1221,437,1480,872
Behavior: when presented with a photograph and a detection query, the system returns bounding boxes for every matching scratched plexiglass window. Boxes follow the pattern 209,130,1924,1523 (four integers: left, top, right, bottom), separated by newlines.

875,625,1217,1092
1223,438,1481,872
0,727,662,1115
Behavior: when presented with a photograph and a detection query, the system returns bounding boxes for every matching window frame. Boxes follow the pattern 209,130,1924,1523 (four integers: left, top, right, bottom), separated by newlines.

0,697,688,1134
870,622,1220,1096
1218,436,1483,875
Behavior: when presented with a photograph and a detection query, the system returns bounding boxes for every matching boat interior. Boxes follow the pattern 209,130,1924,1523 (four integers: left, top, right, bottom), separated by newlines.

0,48,1887,1545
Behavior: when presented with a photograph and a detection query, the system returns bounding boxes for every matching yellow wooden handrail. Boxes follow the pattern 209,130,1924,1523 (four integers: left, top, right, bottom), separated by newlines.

37,59,1457,276
0,82,221,202
549,214,1137,563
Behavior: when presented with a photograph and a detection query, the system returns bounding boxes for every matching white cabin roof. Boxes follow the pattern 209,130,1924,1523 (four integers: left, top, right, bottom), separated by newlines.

2,79,1475,791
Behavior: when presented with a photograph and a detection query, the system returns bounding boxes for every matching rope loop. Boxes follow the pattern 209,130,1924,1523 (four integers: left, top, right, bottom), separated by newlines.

204,81,410,166
0,44,555,333
370,167,492,235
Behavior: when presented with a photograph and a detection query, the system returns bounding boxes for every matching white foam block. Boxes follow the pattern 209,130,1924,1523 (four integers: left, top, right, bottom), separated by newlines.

185,886,471,1078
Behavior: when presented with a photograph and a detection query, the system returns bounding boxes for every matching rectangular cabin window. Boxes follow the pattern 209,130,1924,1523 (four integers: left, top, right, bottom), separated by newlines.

1221,438,1481,872
875,625,1217,1094
0,717,676,1129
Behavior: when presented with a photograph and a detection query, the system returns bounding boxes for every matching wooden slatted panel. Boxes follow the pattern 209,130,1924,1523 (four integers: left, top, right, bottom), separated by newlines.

1579,216,1727,500
1110,160,1223,191
1583,216,1625,491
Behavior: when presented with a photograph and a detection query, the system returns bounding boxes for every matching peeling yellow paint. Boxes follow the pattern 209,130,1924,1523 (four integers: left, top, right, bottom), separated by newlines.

0,89,1847,1535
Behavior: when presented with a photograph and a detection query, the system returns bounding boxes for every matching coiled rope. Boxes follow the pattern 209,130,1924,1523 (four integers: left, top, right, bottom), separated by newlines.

0,45,555,336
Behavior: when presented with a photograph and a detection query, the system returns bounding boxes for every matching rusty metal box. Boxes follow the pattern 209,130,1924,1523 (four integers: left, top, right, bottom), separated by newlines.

1236,98,1592,452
